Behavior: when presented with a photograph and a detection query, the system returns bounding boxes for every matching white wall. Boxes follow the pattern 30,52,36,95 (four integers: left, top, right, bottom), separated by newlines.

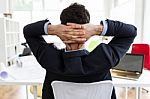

10,0,150,45
110,0,135,24
134,0,144,43
143,0,150,44
109,0,145,44
0,0,12,14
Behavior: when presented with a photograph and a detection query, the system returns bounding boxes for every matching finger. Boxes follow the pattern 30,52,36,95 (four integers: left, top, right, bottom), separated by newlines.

64,29,81,32
64,40,76,44
63,30,85,36
62,33,85,40
67,23,82,29
78,44,83,49
65,44,71,50
64,40,84,44
72,38,86,43
61,34,76,39
64,38,86,44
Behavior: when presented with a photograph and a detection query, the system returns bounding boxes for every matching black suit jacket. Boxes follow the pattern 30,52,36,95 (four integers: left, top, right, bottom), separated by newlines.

23,19,137,99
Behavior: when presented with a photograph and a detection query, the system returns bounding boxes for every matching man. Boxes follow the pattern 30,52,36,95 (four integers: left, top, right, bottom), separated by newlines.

23,3,137,99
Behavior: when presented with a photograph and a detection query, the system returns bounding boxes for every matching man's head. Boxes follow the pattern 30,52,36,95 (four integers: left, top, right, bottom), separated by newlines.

60,3,90,25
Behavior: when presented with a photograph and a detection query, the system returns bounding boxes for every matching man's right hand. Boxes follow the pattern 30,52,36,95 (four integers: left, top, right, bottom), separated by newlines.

47,23,103,50
48,24,86,43
64,23,103,43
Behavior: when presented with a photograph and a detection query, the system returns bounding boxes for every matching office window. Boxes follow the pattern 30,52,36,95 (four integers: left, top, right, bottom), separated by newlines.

20,0,106,24
13,0,105,23
110,0,135,25
32,0,43,10
12,0,105,43
13,0,32,11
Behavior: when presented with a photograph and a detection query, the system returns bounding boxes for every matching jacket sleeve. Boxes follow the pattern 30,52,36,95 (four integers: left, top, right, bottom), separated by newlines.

83,19,137,72
23,19,48,56
105,19,137,66
23,20,63,71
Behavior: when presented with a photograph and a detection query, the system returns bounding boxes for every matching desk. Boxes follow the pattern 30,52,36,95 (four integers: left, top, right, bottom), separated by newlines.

0,56,150,99
113,70,150,99
0,56,45,99
0,79,43,99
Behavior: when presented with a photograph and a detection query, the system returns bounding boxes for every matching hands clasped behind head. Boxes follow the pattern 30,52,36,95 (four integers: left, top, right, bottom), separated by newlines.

62,23,86,44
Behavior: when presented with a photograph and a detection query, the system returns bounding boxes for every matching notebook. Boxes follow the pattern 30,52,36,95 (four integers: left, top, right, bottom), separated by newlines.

111,53,144,80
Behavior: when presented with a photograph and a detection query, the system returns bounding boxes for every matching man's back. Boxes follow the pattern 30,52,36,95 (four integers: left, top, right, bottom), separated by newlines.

23,3,137,99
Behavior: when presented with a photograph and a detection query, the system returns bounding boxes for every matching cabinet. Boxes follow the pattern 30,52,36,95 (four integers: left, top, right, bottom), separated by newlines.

0,17,20,66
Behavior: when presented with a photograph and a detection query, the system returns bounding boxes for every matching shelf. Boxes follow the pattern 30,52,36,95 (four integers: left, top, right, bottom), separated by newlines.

6,33,20,46
6,32,20,34
0,17,21,66
7,54,20,61
6,43,20,48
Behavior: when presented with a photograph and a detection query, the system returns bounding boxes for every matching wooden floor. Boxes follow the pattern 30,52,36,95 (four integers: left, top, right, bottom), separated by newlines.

0,86,150,99
0,85,41,99
115,87,150,99
0,85,20,99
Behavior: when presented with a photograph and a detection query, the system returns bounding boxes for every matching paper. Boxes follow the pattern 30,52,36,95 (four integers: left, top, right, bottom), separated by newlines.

0,63,8,80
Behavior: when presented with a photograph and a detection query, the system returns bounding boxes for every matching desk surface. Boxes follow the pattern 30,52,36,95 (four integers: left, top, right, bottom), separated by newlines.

113,69,150,87
1,55,150,87
0,56,45,85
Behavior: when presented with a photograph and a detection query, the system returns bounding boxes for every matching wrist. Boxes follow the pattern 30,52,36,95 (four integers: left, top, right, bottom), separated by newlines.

47,25,57,35
95,25,103,35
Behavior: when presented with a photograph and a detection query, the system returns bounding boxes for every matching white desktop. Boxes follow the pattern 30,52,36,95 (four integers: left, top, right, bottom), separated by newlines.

0,55,150,99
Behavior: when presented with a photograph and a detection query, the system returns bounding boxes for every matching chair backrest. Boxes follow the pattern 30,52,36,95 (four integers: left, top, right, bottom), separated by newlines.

51,80,113,99
131,44,150,70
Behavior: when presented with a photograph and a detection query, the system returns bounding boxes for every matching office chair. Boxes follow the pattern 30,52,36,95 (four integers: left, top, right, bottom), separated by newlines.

51,80,113,99
131,44,150,70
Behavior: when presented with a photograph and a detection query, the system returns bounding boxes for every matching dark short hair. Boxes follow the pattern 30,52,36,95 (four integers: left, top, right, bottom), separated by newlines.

60,3,90,25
